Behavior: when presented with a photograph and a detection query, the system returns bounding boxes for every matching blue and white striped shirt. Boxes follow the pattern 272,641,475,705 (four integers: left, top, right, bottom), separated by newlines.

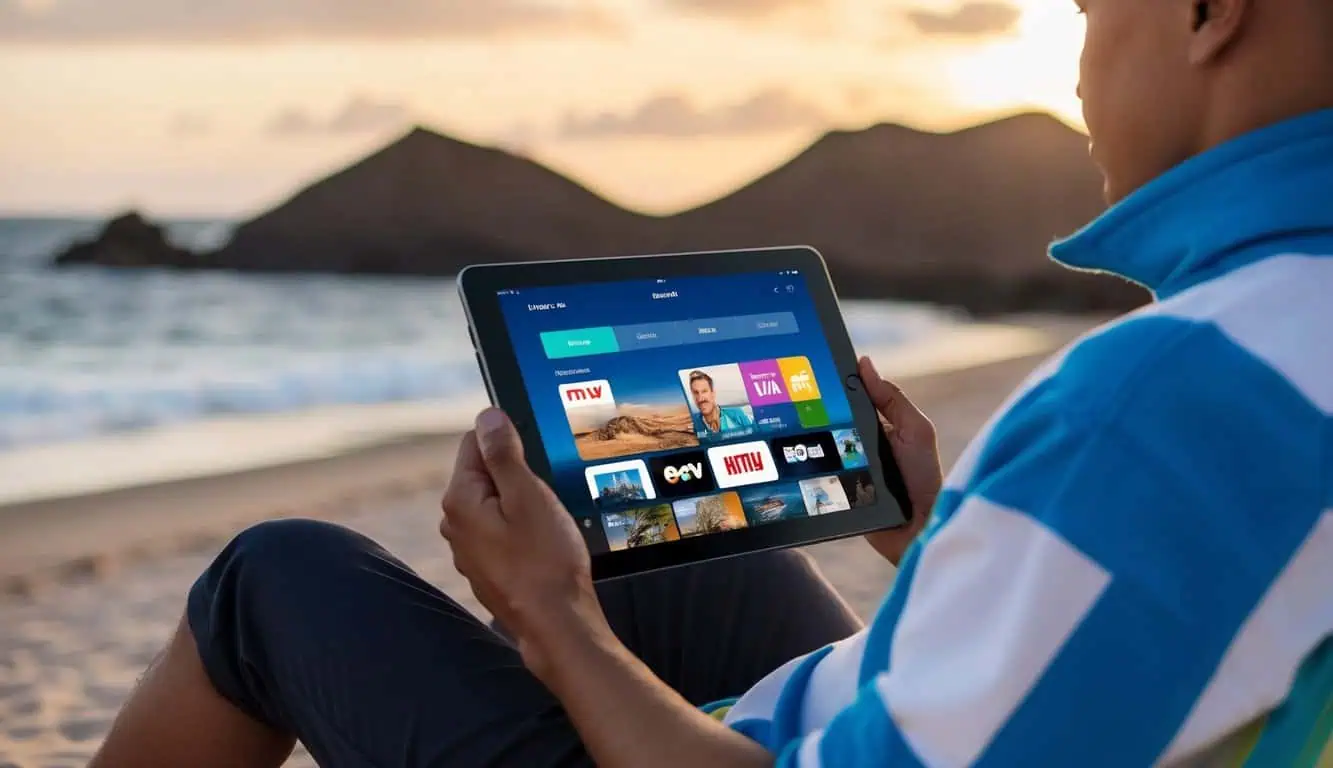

718,109,1333,766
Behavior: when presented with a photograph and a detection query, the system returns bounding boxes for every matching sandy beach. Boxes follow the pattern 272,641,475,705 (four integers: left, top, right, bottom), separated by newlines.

0,315,1101,767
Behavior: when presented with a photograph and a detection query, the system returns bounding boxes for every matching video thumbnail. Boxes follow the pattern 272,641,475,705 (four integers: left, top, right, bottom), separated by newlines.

561,378,699,462
840,471,877,508
739,483,807,525
679,365,756,441
673,492,748,536
585,459,656,507
800,475,852,516
832,429,869,469
601,504,682,551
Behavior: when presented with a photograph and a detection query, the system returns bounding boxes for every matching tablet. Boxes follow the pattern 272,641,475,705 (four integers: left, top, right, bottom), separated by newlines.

459,246,911,580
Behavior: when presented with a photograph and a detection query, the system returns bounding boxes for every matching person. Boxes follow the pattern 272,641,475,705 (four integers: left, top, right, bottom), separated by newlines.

687,369,755,438
92,0,1332,764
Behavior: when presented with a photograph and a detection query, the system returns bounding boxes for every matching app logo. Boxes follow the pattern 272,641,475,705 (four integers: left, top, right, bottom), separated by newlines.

777,357,821,402
585,459,656,507
647,451,716,498
738,360,790,406
707,440,779,489
782,444,824,462
771,432,843,477
559,379,615,409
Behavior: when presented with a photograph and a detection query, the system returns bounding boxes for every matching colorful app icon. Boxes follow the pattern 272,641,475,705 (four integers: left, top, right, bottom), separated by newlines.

585,459,656,506
794,400,830,428
738,359,790,406
777,357,821,402
647,450,716,498
707,440,780,489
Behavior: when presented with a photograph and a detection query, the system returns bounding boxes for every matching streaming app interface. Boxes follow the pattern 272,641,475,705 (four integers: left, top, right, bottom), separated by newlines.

496,270,879,555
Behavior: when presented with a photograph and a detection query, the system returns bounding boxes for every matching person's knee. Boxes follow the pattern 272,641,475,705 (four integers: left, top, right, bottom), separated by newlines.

219,518,374,586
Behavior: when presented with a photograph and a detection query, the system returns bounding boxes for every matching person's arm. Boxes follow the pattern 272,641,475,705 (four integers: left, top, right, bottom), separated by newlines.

763,328,1326,766
440,413,772,768
857,357,940,566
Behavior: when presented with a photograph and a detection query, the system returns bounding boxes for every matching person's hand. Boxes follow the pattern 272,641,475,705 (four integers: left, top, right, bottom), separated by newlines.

857,356,942,566
439,408,613,682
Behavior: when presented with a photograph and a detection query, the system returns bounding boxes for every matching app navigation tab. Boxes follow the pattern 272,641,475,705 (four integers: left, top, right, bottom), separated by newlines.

614,321,684,352
541,327,620,359
540,312,800,360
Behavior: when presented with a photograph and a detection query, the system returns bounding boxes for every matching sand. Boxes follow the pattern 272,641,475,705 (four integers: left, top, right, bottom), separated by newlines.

0,315,1101,767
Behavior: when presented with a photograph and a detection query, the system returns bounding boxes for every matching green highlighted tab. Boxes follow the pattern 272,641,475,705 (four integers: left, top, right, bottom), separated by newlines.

540,327,620,359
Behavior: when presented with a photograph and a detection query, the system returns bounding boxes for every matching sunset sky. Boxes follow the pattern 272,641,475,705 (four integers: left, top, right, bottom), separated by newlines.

0,0,1088,217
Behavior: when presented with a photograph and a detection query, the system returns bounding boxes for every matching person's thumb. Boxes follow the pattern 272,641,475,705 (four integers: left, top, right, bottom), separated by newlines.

475,408,540,497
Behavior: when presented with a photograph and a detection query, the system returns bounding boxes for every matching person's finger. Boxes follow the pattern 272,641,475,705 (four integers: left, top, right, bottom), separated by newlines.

441,430,499,529
475,408,543,501
859,356,902,416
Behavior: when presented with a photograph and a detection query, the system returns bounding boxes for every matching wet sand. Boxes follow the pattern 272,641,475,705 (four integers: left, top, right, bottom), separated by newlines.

0,315,1101,767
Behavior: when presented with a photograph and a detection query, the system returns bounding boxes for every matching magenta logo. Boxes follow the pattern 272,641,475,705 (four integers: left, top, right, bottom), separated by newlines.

739,359,790,406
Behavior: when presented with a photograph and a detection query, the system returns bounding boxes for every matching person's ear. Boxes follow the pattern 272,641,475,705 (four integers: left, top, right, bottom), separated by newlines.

1189,0,1252,65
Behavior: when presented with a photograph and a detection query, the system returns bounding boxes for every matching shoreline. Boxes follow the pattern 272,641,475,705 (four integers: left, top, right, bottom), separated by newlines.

0,315,1102,597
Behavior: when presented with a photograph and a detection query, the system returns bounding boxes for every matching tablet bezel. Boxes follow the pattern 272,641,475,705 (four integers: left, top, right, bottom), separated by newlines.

458,245,911,581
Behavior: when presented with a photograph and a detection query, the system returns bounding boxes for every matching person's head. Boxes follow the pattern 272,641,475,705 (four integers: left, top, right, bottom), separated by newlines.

688,371,716,416
1077,0,1333,202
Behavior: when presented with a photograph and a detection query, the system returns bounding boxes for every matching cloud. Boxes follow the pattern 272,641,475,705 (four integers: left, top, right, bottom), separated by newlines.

660,0,829,20
267,96,411,137
0,0,621,44
558,88,835,140
904,1,1021,37
169,112,213,138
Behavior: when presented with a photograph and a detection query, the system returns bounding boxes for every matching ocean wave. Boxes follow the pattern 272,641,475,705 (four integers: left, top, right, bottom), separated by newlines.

0,218,962,452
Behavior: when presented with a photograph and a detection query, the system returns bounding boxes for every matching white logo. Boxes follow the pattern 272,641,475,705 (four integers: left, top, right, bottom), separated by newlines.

789,371,814,394
559,380,615,410
662,462,704,484
782,443,825,463
707,441,779,489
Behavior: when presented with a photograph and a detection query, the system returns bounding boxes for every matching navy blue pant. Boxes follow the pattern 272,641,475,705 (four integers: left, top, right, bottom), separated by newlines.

187,519,861,767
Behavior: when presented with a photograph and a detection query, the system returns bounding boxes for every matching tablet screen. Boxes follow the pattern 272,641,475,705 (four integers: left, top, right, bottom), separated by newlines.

495,269,878,556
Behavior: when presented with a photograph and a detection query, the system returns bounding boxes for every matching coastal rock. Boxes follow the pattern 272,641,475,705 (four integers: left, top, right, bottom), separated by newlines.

52,213,197,269
51,115,1150,314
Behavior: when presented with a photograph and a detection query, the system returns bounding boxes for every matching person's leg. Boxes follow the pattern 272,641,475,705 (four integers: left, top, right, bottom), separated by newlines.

591,550,863,706
93,519,589,768
93,519,862,767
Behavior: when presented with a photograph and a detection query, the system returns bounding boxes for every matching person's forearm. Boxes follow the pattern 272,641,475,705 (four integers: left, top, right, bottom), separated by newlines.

530,606,773,768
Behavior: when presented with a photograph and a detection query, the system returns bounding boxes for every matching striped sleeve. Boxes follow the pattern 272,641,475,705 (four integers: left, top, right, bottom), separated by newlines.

775,316,1331,767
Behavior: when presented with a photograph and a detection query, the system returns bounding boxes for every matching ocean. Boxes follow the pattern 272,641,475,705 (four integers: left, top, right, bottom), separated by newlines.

0,218,964,455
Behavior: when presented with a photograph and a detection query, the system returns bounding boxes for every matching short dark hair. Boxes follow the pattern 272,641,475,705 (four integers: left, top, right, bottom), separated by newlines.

688,370,714,390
